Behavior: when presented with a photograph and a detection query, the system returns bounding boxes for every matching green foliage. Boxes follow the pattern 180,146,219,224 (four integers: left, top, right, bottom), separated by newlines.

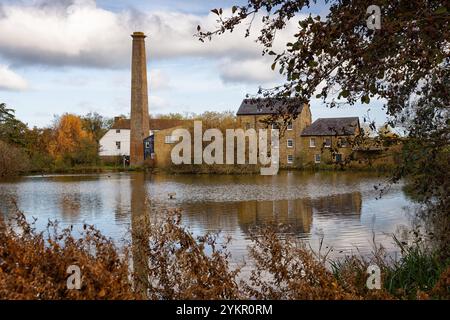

81,112,111,145
0,102,14,123
0,103,28,147
70,136,100,166
384,241,447,299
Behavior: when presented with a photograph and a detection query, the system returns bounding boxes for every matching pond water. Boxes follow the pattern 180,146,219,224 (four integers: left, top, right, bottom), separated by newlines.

0,171,414,263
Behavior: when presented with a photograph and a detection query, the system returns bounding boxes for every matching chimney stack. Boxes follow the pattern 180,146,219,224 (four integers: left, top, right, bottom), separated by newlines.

130,31,150,166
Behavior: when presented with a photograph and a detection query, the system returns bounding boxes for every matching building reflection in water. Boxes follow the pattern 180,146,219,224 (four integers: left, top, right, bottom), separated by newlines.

237,198,313,235
130,173,151,295
59,193,81,219
58,187,103,221
180,192,362,238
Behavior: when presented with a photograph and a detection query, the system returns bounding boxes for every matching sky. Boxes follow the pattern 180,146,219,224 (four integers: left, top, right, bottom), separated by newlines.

0,0,389,128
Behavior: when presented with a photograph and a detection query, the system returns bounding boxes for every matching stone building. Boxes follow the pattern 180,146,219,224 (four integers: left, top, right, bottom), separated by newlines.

99,117,190,162
236,98,312,167
235,99,361,168
152,123,194,168
101,97,362,170
300,117,361,165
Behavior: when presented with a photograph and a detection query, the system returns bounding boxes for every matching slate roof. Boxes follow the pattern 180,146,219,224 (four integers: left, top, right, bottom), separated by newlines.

236,98,305,115
111,118,190,130
301,117,360,136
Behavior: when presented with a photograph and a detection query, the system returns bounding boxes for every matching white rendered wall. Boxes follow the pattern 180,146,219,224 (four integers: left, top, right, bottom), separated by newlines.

99,129,153,156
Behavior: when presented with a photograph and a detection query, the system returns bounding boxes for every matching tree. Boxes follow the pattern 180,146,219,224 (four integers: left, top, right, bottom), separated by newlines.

198,1,449,257
152,113,188,120
23,127,55,171
198,1,448,117
49,114,98,166
378,124,398,139
0,103,28,147
0,140,30,177
81,112,111,146
0,103,14,123
197,111,237,130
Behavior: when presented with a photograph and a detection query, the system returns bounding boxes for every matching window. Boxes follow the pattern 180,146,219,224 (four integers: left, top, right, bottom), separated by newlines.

309,138,316,148
324,138,331,148
335,153,343,163
271,123,279,130
116,129,121,133
287,155,294,164
115,141,121,150
245,122,251,130
287,121,293,130
314,154,321,163
287,139,294,148
165,136,176,144
338,138,348,148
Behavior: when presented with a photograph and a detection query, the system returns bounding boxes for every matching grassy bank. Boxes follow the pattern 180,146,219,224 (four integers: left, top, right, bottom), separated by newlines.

2,159,396,178
0,206,448,300
16,164,149,176
156,162,396,175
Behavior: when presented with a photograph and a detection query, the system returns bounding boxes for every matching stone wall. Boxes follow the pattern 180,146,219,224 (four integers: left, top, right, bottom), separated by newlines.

299,135,355,166
237,104,312,168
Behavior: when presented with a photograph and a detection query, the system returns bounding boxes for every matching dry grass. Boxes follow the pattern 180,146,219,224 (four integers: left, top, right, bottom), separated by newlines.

0,206,138,300
129,208,242,299
0,205,448,300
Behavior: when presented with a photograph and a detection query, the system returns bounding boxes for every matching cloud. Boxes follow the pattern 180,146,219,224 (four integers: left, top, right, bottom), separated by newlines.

149,95,169,111
219,57,282,84
0,0,129,68
150,69,171,90
0,65,28,91
0,1,301,84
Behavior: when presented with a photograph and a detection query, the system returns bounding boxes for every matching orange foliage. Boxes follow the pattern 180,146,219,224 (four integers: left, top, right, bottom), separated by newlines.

0,205,139,300
48,114,93,159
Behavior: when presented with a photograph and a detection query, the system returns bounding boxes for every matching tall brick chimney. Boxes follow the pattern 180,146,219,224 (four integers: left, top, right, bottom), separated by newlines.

130,31,150,166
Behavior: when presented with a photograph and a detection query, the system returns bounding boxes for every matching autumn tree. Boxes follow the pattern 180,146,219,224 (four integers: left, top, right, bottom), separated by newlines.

50,114,98,166
197,111,237,130
23,127,56,171
151,112,193,120
198,1,449,257
378,124,398,139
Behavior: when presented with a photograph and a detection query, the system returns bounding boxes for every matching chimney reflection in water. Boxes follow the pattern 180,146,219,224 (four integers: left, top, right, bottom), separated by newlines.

130,173,150,296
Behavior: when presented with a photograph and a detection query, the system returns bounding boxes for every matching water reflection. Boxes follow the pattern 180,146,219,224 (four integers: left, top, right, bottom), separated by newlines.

130,173,150,295
0,172,412,259
179,192,362,238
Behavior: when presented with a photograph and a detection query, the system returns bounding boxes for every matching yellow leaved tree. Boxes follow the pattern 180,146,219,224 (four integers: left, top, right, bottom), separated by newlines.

49,114,97,166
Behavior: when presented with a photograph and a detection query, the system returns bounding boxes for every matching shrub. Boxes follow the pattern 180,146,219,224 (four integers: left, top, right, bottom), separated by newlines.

1,205,448,300
0,140,30,177
131,208,242,299
0,205,138,300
